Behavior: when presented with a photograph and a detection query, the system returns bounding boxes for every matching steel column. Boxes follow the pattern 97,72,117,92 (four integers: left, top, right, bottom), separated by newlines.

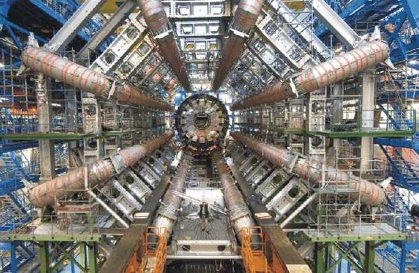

9,242,17,273
364,241,375,273
87,243,98,273
360,71,375,173
36,73,55,182
80,242,87,270
39,242,50,273
315,242,326,273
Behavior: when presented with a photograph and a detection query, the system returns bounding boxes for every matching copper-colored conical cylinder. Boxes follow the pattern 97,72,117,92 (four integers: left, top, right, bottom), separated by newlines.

153,157,190,236
212,0,264,91
232,41,389,110
137,0,191,91
213,152,254,237
28,132,174,207
231,132,386,206
22,47,173,112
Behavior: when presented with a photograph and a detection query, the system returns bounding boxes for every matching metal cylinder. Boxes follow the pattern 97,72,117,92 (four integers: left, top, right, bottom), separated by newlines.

213,152,254,237
22,47,173,112
28,132,174,207
230,132,386,206
232,41,390,110
212,0,264,91
137,0,191,91
153,157,190,236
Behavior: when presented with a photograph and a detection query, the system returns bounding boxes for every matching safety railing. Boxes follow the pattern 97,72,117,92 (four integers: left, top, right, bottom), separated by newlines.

328,109,416,134
240,226,269,273
311,211,406,238
142,226,167,273
6,211,102,238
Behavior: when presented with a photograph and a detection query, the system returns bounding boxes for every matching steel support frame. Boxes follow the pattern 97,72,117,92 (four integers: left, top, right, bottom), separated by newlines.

77,0,138,60
37,241,98,273
227,158,312,273
36,75,56,182
46,0,107,53
312,0,360,49
314,241,379,273
360,71,375,173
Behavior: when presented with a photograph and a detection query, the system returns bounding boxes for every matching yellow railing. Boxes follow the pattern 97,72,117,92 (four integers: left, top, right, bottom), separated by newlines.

142,226,167,273
241,227,269,273
124,226,167,273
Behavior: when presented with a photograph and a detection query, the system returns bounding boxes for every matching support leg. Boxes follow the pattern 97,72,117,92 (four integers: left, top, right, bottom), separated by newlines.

39,242,50,273
315,242,326,273
400,242,407,273
364,241,375,273
87,242,97,273
80,242,87,270
10,242,17,273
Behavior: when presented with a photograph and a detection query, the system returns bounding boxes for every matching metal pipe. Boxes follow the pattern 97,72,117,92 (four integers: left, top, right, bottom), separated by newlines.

87,190,130,228
28,132,174,207
280,193,318,228
22,47,173,112
231,132,386,206
212,0,264,91
213,152,254,237
137,0,191,91
153,157,190,236
232,41,389,110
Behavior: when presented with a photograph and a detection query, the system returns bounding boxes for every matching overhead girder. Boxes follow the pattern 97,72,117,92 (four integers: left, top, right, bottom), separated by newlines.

45,0,108,53
77,0,139,60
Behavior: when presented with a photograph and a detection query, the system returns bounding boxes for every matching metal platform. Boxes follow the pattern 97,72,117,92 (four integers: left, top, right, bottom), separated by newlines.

5,219,102,242
306,223,406,242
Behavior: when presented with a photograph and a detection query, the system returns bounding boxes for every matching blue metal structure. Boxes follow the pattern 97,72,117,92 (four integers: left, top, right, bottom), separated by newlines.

315,1,419,272
0,0,416,272
316,0,419,64
0,1,108,271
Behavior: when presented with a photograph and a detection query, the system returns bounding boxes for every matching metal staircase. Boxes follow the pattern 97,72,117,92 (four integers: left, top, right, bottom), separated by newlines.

379,145,419,191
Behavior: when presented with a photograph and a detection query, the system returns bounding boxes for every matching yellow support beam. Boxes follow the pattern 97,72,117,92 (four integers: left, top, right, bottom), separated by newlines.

283,0,306,10
80,0,139,14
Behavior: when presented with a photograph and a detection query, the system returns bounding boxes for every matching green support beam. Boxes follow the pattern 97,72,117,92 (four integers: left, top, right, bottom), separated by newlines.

0,125,167,140
364,241,376,273
87,242,98,273
39,242,50,273
80,242,87,270
315,242,326,273
281,129,415,138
